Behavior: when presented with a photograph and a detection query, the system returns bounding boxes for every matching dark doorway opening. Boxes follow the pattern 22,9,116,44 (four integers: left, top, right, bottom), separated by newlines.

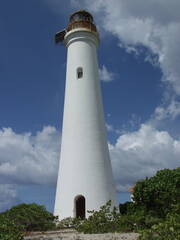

75,195,85,219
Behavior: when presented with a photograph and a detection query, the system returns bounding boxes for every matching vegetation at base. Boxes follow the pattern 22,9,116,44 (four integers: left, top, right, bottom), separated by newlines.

56,217,79,229
2,203,57,232
133,168,180,217
76,201,121,233
0,203,57,239
57,167,180,240
119,201,133,215
139,204,180,240
59,202,163,234
0,214,24,240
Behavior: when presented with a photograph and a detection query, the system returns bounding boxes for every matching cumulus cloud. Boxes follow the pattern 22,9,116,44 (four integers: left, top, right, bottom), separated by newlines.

99,65,115,82
72,0,180,118
0,126,60,185
0,123,179,197
0,184,20,212
109,124,180,192
154,100,180,120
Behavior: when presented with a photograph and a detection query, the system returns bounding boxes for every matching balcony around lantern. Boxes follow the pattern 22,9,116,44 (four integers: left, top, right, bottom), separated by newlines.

67,20,97,33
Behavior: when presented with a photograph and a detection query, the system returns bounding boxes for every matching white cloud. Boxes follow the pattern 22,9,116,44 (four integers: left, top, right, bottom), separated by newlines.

109,124,180,192
0,184,20,212
99,65,115,82
154,100,180,120
0,124,179,198
0,126,60,185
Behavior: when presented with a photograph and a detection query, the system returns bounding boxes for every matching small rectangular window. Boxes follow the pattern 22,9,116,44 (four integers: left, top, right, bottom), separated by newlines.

77,67,83,79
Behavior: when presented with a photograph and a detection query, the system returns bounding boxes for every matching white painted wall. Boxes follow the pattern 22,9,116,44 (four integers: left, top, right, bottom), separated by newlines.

54,29,117,220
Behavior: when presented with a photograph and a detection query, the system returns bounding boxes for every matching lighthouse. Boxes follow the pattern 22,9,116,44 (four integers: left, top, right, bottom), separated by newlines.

54,10,116,220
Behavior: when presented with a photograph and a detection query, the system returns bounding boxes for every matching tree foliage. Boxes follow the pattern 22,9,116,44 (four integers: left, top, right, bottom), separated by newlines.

0,215,24,240
139,204,180,240
56,217,79,229
76,201,121,233
2,203,57,232
133,168,180,217
59,201,162,234
119,201,133,215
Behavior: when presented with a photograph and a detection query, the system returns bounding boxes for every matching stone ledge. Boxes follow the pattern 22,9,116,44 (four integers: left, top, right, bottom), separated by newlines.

24,231,140,240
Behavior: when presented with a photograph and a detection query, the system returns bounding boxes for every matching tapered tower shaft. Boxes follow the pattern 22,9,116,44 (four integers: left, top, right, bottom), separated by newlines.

54,10,116,220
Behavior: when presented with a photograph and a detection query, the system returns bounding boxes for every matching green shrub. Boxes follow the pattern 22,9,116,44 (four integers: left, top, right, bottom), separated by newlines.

138,204,180,240
0,215,24,240
76,201,121,233
75,201,163,234
2,203,57,232
117,208,161,233
139,214,180,240
56,217,81,229
133,168,180,217
119,201,133,215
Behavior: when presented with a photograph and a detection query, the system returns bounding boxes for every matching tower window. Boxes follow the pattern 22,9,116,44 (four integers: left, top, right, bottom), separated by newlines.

77,67,83,79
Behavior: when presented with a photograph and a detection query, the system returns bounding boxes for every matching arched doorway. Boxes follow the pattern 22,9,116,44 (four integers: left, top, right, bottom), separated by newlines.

74,195,85,219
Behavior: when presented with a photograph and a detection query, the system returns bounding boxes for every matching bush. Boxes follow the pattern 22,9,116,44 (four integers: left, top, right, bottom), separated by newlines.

133,168,180,217
74,201,179,236
76,201,121,233
0,215,24,240
74,201,161,234
119,201,133,215
2,203,57,232
139,205,180,240
56,217,81,229
117,207,161,233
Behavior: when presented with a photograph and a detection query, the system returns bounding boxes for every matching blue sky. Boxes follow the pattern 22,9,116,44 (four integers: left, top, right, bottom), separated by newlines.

0,0,180,213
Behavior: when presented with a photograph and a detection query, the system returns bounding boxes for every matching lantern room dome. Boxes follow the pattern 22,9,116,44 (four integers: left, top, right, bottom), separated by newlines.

69,10,94,23
67,10,97,34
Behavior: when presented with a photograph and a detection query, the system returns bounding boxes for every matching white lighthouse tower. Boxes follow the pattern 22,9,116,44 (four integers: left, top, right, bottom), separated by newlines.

54,10,116,220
